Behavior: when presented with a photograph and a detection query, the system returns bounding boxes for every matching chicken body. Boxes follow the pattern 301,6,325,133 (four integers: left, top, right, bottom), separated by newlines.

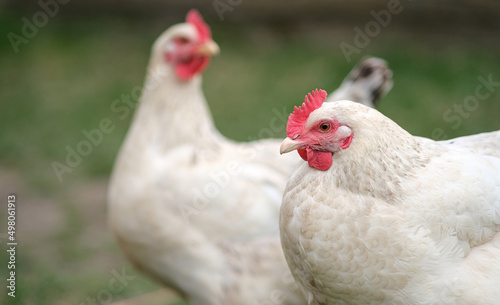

439,130,500,159
280,97,500,305
109,67,303,304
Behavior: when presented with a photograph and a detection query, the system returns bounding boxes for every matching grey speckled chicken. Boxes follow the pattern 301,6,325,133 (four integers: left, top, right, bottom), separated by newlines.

279,89,500,305
107,11,393,305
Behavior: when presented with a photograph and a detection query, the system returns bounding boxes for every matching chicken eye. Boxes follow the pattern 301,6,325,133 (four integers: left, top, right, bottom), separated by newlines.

319,123,331,132
175,37,190,45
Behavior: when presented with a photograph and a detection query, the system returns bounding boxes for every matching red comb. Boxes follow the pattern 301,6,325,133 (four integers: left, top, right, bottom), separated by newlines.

186,9,211,42
286,89,328,138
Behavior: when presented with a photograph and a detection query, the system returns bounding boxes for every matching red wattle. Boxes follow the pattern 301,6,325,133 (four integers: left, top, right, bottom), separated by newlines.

306,147,332,171
297,149,308,161
176,56,210,80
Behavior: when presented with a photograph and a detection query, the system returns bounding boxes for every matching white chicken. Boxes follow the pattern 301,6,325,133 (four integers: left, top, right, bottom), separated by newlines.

279,89,500,305
108,10,393,305
327,57,392,108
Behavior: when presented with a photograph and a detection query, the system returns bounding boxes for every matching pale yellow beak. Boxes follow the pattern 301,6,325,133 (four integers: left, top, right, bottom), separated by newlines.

280,137,303,154
197,40,220,56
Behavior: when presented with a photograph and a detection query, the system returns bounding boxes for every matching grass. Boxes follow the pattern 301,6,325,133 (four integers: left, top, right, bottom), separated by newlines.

1,9,499,305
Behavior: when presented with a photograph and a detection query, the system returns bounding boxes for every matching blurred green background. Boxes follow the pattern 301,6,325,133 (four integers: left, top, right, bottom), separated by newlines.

1,0,500,304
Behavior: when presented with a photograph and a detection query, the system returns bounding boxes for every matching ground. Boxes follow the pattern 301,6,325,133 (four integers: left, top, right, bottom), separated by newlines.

0,9,499,305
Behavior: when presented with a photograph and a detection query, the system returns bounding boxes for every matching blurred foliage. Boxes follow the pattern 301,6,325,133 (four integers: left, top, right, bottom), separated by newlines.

1,6,499,305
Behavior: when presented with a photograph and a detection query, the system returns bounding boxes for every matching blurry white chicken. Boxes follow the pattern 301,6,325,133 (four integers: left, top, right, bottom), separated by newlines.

108,11,393,305
279,89,500,305
327,57,392,108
